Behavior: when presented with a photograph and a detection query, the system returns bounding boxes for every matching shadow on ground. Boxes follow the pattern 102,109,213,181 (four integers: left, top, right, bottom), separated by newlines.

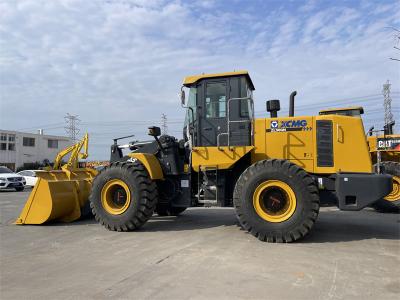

43,208,400,243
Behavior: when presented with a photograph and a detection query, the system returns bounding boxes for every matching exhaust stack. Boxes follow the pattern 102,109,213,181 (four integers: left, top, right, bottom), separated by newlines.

289,91,297,117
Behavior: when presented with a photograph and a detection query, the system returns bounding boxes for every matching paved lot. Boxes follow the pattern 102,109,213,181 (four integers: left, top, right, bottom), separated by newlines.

0,190,399,300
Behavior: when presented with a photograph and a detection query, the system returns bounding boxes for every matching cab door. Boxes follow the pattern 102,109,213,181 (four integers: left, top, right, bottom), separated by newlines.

197,80,229,146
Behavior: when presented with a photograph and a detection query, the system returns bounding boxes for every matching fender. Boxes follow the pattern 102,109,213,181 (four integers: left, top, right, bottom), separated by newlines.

127,153,164,180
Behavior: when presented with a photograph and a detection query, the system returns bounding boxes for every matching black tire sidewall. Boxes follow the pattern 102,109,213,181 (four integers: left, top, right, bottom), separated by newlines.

234,160,319,241
90,163,156,229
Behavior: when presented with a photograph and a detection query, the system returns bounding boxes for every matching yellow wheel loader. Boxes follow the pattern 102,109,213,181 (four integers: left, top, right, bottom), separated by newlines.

17,71,393,242
367,125,399,213
16,134,97,224
88,71,393,242
320,108,400,213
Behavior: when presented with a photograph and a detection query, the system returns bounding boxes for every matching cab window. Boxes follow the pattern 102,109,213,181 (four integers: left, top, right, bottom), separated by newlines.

184,87,197,126
205,82,226,118
240,77,252,118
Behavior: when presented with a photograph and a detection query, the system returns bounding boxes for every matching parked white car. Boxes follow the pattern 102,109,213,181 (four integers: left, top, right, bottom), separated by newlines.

17,170,39,187
0,166,26,191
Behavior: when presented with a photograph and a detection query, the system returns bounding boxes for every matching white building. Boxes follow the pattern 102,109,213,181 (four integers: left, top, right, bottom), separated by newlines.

0,130,72,170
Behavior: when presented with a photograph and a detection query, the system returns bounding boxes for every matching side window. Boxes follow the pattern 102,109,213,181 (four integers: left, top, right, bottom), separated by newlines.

184,87,197,126
206,82,226,118
240,77,251,118
48,139,58,149
23,137,35,147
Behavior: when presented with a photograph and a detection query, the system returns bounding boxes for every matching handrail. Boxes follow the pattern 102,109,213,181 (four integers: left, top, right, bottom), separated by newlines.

217,96,254,150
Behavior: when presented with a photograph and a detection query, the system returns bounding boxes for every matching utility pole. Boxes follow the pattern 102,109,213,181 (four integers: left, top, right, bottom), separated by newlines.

161,113,168,135
64,113,80,142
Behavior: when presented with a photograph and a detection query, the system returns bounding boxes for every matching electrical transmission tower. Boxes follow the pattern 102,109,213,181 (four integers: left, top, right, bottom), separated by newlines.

161,113,168,135
64,113,81,142
383,80,394,126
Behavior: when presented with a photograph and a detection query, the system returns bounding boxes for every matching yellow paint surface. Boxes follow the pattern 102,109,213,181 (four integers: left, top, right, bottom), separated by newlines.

127,153,164,179
191,146,254,172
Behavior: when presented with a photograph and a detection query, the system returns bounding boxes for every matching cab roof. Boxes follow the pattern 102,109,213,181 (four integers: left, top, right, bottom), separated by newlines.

183,70,255,90
319,106,364,114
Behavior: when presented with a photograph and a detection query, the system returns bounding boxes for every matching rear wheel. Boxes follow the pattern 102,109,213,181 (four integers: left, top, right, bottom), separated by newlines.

89,162,158,231
233,159,320,243
372,162,400,213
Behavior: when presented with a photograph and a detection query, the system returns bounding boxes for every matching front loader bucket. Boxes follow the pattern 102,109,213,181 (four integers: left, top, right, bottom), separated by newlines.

15,168,98,225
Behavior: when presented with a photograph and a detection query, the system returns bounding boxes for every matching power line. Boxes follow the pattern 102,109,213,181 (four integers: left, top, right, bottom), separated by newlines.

64,113,80,142
16,122,65,131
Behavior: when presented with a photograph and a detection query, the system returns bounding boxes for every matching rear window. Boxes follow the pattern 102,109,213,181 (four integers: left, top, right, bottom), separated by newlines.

0,166,13,173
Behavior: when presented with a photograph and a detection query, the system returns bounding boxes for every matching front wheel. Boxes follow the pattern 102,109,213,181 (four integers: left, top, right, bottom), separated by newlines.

233,159,320,243
89,162,158,231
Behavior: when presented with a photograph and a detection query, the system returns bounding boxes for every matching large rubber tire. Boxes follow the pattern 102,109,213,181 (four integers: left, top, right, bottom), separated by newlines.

89,161,158,231
372,161,400,213
156,204,186,216
233,159,320,243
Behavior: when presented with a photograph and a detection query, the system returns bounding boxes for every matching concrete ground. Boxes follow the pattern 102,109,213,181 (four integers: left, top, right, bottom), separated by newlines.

0,190,399,300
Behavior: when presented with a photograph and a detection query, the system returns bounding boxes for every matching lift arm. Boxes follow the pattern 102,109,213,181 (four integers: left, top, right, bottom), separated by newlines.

53,134,89,170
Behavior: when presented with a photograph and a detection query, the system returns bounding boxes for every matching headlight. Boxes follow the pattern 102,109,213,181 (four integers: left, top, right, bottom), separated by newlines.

0,178,6,182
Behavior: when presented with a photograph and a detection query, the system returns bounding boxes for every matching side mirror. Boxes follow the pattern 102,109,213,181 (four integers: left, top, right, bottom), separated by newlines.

180,89,186,106
148,126,161,137
368,126,374,136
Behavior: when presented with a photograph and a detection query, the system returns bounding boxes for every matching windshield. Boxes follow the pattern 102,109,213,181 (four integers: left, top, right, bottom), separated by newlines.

0,166,13,174
184,87,197,126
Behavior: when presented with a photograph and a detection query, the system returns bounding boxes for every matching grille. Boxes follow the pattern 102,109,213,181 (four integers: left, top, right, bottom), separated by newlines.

316,120,334,167
8,177,23,182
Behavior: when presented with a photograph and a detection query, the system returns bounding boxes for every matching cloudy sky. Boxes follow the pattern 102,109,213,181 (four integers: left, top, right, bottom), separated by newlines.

0,0,399,160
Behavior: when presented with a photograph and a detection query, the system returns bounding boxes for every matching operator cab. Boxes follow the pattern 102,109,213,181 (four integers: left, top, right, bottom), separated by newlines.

319,106,364,117
182,71,255,147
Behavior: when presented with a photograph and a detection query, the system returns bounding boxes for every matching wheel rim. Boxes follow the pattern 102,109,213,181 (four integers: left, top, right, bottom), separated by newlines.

253,180,296,223
101,179,131,215
384,175,400,202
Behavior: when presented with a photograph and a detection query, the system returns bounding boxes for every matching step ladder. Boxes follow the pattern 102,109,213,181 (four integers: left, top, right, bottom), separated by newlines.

197,166,219,206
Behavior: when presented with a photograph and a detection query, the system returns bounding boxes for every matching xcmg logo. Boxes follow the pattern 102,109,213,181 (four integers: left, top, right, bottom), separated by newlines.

268,119,310,132
280,120,307,128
